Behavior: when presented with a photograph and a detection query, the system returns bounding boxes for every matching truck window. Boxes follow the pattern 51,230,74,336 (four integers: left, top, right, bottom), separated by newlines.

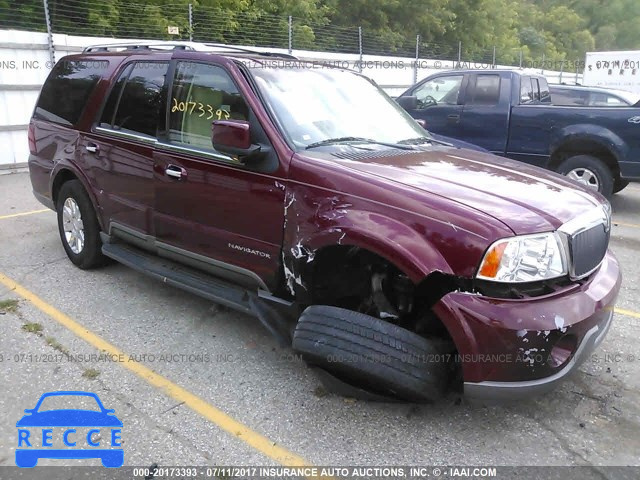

35,59,109,126
520,77,534,104
412,75,463,109
99,61,169,137
168,62,249,152
467,75,500,106
539,79,551,103
531,79,541,101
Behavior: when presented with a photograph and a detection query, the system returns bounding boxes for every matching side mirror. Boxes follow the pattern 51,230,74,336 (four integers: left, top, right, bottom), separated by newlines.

212,120,261,160
396,95,418,111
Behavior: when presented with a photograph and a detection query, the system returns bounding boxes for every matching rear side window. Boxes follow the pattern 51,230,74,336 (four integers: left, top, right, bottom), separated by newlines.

467,74,500,106
520,77,534,104
539,80,551,103
35,59,109,126
99,61,169,137
531,79,541,101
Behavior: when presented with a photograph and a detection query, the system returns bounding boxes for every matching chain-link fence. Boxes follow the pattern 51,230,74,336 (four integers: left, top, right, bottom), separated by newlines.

0,0,585,72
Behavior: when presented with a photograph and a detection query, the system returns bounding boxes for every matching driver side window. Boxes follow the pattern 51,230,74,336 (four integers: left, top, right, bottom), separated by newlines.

168,62,249,152
413,75,463,109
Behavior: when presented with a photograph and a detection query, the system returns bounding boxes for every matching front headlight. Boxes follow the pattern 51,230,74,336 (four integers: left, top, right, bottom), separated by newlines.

477,232,568,283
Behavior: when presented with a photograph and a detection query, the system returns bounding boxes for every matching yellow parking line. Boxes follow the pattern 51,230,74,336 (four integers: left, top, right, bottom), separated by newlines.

615,308,640,320
0,209,49,220
613,221,640,229
0,271,311,467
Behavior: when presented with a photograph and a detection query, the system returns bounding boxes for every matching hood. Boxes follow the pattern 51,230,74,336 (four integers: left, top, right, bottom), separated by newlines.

311,145,602,235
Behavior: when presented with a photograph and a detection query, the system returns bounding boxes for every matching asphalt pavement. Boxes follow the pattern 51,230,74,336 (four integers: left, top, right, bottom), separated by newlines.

0,171,639,477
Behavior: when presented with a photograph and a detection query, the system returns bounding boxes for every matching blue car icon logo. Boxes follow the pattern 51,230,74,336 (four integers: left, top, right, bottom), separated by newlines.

16,391,123,468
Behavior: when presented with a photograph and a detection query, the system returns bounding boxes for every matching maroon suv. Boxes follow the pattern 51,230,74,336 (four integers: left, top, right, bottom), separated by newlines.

28,43,621,402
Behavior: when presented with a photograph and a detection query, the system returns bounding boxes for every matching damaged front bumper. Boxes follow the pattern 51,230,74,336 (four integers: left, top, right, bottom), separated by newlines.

433,251,621,401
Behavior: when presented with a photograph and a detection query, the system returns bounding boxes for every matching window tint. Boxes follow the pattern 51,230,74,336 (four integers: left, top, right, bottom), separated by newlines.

520,77,534,104
101,61,168,136
468,75,500,105
168,62,249,151
413,75,463,109
35,59,109,126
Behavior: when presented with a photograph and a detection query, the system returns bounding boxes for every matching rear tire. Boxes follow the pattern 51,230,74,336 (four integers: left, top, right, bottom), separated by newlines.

292,305,453,402
556,155,614,198
56,180,108,269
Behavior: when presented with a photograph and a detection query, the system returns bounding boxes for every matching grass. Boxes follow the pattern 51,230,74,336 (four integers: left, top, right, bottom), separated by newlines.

82,368,100,380
45,336,69,355
22,322,43,334
0,299,19,313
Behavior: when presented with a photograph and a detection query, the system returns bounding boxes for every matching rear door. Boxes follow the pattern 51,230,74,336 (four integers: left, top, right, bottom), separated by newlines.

404,73,467,137
153,60,285,290
81,60,169,238
458,73,509,154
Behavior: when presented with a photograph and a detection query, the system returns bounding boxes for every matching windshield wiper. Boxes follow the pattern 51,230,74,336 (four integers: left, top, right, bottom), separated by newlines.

398,136,453,147
305,136,414,150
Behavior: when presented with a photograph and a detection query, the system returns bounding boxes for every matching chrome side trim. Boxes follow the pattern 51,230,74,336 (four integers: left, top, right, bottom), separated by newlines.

94,126,158,145
108,221,270,292
155,141,233,163
156,241,270,292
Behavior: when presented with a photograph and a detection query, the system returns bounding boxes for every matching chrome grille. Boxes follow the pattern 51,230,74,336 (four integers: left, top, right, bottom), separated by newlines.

569,223,609,278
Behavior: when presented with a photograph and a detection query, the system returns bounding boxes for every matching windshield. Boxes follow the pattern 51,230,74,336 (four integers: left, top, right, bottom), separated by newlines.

37,394,102,412
249,66,428,149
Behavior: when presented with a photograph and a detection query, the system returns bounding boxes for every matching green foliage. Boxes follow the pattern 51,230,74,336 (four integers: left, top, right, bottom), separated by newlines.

0,0,638,63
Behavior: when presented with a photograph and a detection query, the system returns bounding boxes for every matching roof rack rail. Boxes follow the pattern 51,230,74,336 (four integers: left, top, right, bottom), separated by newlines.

202,43,299,59
83,42,195,53
82,41,298,59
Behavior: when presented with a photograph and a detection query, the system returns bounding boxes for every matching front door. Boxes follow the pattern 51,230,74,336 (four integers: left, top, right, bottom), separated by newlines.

153,60,285,290
405,73,466,138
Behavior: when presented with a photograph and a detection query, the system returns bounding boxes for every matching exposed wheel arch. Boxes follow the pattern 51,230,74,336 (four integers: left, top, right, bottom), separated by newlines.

51,169,79,205
548,138,620,180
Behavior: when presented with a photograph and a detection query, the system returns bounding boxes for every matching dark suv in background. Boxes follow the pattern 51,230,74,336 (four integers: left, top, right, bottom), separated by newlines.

28,42,621,403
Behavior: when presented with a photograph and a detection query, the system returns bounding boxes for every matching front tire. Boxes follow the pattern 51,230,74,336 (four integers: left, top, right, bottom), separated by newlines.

556,155,614,198
613,177,629,194
293,305,453,402
56,180,107,269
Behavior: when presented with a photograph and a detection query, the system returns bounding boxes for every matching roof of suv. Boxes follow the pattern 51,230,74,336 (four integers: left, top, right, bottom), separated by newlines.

81,41,299,62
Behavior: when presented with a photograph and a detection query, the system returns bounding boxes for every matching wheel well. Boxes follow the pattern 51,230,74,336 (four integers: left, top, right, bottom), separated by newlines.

549,140,620,178
51,169,78,205
305,245,462,340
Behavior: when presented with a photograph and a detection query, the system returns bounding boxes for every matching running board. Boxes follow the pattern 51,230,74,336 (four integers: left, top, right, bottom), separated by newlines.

102,242,253,315
101,240,297,346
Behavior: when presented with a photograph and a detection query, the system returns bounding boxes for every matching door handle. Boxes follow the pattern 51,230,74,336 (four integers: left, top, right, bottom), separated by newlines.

85,143,99,153
447,114,460,123
165,165,186,180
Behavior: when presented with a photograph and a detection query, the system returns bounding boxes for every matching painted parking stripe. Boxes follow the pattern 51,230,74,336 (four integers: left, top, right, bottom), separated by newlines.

613,221,640,229
0,209,49,220
0,271,311,468
614,308,640,320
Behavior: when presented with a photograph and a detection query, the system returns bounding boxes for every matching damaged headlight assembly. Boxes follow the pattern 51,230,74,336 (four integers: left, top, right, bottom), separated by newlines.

476,232,568,283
